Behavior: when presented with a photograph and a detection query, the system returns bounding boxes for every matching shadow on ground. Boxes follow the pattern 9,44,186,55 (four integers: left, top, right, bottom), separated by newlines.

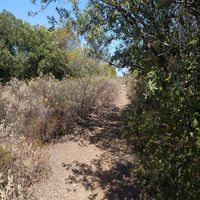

62,159,138,200
63,105,140,199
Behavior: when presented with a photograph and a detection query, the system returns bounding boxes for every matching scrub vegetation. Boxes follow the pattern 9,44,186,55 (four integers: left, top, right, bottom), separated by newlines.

1,0,200,199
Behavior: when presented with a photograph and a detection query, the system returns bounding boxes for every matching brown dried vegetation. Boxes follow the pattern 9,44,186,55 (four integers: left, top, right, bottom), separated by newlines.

0,76,118,199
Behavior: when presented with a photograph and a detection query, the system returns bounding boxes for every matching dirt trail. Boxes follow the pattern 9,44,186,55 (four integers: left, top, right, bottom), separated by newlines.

32,81,137,200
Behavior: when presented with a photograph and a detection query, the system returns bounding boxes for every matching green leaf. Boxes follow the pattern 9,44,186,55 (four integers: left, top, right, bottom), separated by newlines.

188,38,198,46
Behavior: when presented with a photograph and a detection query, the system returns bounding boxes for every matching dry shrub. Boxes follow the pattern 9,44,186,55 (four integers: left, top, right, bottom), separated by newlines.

0,76,117,141
0,173,23,200
0,75,117,199
0,145,11,172
0,134,40,199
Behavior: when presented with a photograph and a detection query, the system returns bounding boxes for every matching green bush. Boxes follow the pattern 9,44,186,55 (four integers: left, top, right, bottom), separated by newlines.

0,11,116,83
0,11,72,82
123,72,200,199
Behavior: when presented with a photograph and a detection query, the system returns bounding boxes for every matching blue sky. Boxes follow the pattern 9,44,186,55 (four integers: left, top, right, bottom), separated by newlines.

0,0,126,76
0,0,70,26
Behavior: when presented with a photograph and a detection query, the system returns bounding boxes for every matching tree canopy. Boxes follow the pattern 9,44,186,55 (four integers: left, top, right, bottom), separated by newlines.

0,10,116,83
0,11,73,82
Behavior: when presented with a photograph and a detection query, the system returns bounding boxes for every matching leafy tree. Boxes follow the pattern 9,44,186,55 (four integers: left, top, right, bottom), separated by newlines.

31,0,200,198
0,11,73,82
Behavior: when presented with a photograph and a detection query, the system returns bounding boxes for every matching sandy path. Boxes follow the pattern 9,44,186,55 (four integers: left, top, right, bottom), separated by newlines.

32,82,137,200
33,142,104,200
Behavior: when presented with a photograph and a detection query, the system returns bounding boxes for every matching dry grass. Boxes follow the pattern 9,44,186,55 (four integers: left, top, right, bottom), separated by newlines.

0,76,118,199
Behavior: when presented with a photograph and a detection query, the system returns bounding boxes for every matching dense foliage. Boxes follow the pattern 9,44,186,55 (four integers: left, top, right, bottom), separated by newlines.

0,11,116,83
33,0,200,199
0,11,74,82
